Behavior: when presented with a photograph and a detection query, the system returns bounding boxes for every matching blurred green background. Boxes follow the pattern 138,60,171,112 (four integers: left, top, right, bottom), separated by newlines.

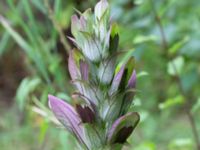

0,0,200,149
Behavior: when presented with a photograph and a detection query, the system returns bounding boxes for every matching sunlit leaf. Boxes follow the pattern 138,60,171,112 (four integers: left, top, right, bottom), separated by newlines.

191,97,200,114
167,56,185,76
168,36,189,55
159,95,185,110
134,141,156,150
169,138,193,150
16,77,41,111
133,35,157,44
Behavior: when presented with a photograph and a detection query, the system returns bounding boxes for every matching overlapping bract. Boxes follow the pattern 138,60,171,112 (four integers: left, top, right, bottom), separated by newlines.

49,0,139,149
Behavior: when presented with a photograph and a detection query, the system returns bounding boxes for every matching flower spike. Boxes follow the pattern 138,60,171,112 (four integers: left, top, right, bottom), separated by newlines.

49,0,140,149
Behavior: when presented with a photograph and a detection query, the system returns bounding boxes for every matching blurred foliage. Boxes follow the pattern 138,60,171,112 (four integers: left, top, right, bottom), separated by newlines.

0,0,200,150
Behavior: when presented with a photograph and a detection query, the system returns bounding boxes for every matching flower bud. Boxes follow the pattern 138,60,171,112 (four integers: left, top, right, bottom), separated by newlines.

95,0,109,20
76,104,95,123
107,112,140,144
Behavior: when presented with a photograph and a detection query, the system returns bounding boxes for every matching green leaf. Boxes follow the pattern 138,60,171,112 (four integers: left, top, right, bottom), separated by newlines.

0,16,32,54
30,0,46,14
16,77,41,111
168,36,189,55
133,35,157,44
167,56,185,76
191,97,200,114
169,138,193,149
134,141,156,150
21,0,42,42
159,95,185,110
137,71,149,78
56,3,74,28
0,32,10,56
134,0,145,5
39,120,49,143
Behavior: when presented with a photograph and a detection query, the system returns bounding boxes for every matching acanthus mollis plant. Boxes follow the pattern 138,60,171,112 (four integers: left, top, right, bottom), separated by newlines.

48,0,140,149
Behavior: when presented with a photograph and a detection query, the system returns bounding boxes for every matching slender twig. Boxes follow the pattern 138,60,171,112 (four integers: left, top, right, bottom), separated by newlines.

150,0,200,149
43,0,71,52
150,0,168,51
188,111,200,150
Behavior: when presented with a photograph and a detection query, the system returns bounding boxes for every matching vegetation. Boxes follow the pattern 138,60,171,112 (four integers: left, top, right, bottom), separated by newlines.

0,0,200,150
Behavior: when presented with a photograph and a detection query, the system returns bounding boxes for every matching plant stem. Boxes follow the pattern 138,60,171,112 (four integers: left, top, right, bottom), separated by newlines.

150,0,168,51
188,111,200,150
43,0,71,53
149,0,200,149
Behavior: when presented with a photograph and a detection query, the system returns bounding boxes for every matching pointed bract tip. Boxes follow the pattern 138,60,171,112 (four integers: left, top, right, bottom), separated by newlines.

95,0,109,20
48,94,56,109
109,64,125,95
127,70,136,88
71,15,79,23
